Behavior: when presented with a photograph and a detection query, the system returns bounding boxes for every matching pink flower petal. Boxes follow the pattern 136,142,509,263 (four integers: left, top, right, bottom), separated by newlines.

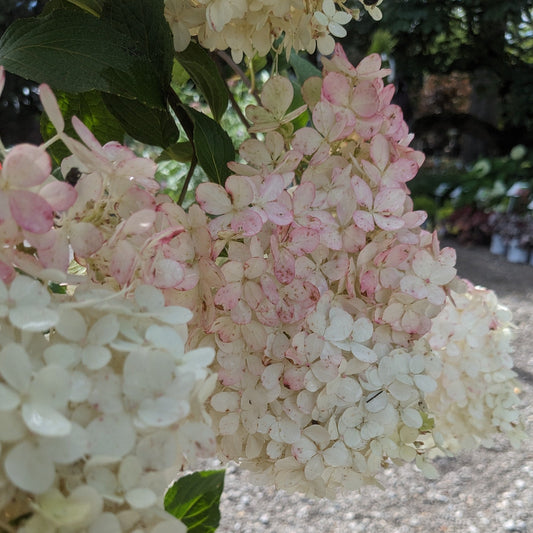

374,213,405,231
196,182,231,215
39,180,77,211
72,116,103,153
3,144,51,187
9,190,53,233
353,210,374,232
312,101,336,138
382,159,419,185
111,240,137,286
214,282,242,310
230,208,263,236
225,176,254,209
354,115,383,140
374,188,406,214
151,258,185,289
355,53,382,77
274,247,295,284
351,81,379,117
261,76,294,117
370,134,390,171
352,176,373,209
321,72,351,106
34,231,70,271
292,128,323,155
70,222,104,257
288,227,320,255
264,201,293,225
39,84,64,133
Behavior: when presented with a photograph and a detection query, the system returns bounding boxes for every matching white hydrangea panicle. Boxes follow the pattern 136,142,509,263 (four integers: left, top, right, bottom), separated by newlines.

425,283,526,452
164,0,367,60
0,277,215,531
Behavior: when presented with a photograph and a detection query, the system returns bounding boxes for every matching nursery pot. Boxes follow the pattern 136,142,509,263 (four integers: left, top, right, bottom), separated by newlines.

490,234,507,255
506,238,529,264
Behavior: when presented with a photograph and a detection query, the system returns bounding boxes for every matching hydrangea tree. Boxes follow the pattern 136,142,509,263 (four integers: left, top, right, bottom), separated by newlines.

0,1,525,531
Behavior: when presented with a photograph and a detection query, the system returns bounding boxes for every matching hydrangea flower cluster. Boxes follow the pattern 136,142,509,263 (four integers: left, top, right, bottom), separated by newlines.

0,67,216,532
0,38,525,528
0,277,215,532
425,283,526,452
164,0,383,60
189,46,465,497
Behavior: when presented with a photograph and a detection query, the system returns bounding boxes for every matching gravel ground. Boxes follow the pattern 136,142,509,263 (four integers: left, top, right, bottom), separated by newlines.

207,238,533,533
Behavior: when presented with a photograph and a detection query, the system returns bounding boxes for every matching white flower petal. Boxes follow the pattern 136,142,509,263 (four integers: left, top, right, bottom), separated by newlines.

402,408,423,429
0,410,27,442
0,343,32,393
87,413,136,459
138,397,189,427
413,373,437,393
9,305,59,332
5,440,55,493
39,422,88,464
323,441,350,466
351,343,377,363
87,314,120,346
88,513,122,533
118,456,142,490
29,365,71,410
365,390,388,412
82,345,112,370
125,487,157,509
44,343,81,368
151,520,187,533
69,371,92,403
56,309,87,341
134,285,165,311
9,275,50,307
22,402,72,437
0,383,20,411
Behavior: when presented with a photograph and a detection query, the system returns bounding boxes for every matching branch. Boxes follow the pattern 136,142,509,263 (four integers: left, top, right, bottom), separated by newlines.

167,89,195,144
178,153,197,206
216,50,260,104
211,52,256,138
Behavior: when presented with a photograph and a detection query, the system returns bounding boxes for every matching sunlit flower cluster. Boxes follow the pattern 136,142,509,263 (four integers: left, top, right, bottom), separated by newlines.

191,46,463,496
425,283,526,452
164,0,382,61
0,277,215,532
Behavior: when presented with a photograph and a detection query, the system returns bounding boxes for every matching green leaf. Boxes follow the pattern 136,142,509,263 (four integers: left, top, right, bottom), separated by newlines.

158,141,194,163
164,470,225,533
67,0,104,16
40,90,126,165
42,0,80,15
172,59,191,88
420,412,435,433
0,9,165,108
176,42,229,122
289,50,321,85
289,80,310,130
101,0,174,89
102,93,179,147
185,107,234,186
